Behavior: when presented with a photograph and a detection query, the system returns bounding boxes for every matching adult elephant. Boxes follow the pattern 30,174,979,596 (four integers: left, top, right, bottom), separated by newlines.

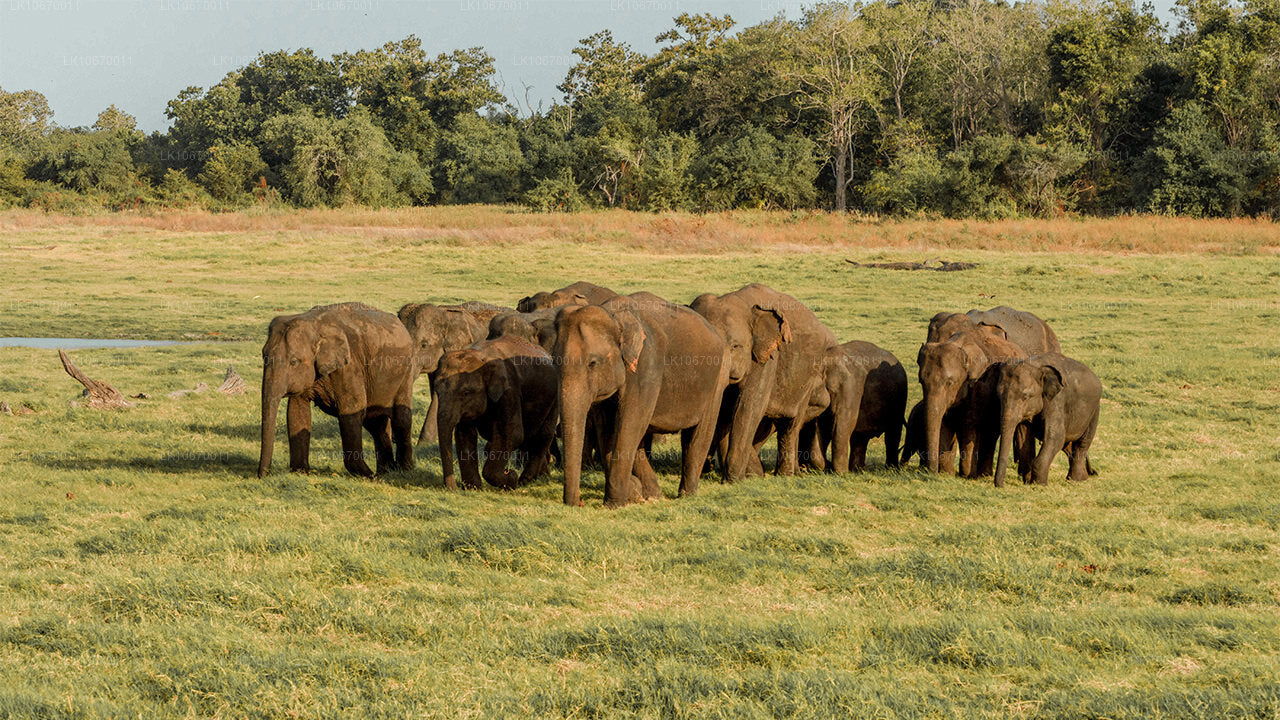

928,306,1060,355
487,308,560,352
397,301,509,444
917,325,1026,477
690,283,838,481
435,335,559,491
517,281,618,313
814,341,908,472
258,302,415,478
555,292,730,507
994,353,1101,487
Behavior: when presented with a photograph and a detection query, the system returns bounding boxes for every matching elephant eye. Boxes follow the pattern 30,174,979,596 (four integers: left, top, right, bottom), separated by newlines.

588,359,598,369
289,358,301,366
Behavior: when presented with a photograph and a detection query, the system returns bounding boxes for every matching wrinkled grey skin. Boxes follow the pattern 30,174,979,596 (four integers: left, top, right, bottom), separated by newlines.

690,283,838,482
927,306,1061,355
435,335,559,491
994,353,1101,487
487,308,560,353
517,281,618,313
555,292,730,507
917,325,1027,477
397,301,510,445
812,341,908,472
259,302,415,479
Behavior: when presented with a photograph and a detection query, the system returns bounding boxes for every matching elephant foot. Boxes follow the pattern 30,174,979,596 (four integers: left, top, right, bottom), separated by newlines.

288,465,312,474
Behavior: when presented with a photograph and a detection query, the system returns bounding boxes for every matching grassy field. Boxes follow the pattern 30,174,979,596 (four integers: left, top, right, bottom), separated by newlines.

0,206,1278,718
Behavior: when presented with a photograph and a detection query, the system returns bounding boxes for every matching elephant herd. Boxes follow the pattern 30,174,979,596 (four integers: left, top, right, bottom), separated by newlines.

257,282,1102,507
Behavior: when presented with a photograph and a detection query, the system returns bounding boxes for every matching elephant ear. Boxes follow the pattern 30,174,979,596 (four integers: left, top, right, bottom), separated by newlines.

315,327,351,377
614,309,646,372
397,303,420,324
1041,364,1065,401
750,305,792,363
961,342,986,380
479,358,510,402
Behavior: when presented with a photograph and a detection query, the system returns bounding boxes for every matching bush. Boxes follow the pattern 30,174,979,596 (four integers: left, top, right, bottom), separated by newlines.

523,168,587,212
692,126,818,210
197,142,267,205
628,132,696,211
1137,102,1248,217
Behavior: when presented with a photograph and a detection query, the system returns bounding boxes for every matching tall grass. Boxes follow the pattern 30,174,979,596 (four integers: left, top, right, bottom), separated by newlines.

0,207,1277,718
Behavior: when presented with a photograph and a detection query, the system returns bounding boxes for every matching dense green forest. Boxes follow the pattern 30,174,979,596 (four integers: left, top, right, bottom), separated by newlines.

1,0,1277,217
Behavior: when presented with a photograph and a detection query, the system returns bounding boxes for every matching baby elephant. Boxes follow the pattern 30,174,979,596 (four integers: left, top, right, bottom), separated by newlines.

814,341,908,472
994,353,1101,487
435,335,559,490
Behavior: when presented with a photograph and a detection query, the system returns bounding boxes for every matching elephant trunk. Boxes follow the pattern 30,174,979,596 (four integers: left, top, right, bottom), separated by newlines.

559,386,589,506
994,403,1019,488
922,391,947,474
258,364,286,477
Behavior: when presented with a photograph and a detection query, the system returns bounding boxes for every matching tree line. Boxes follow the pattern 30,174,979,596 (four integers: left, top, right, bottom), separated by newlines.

1,0,1277,218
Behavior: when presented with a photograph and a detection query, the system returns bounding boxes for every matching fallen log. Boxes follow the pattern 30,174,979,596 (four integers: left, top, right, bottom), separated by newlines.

59,349,134,409
845,258,979,271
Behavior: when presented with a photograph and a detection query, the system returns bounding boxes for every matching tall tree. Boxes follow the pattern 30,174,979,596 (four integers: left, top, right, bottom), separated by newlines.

791,2,877,211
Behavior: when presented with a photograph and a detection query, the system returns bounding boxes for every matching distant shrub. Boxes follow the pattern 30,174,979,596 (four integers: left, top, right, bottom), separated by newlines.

523,168,588,212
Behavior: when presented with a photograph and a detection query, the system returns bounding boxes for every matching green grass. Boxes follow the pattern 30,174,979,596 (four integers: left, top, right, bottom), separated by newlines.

1,208,1278,718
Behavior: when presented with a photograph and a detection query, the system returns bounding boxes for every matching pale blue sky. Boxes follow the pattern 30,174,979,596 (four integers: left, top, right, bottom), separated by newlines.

1,0,1179,134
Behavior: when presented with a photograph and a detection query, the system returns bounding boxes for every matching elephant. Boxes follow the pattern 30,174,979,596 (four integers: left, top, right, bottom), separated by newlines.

258,302,415,478
994,353,1101,487
555,292,731,507
690,283,838,481
435,335,559,491
397,301,510,445
917,324,1027,477
812,341,908,472
517,281,618,313
487,308,560,353
927,306,1060,355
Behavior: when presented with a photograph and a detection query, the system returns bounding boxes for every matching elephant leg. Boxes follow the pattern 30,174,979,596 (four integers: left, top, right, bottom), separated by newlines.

286,395,312,473
635,440,662,500
680,389,722,497
1015,425,1035,484
456,424,482,490
365,414,395,475
338,412,373,478
725,382,771,483
520,419,557,485
604,393,659,507
975,426,999,478
775,417,802,476
957,423,978,478
884,421,902,468
1034,423,1065,485
1068,412,1099,483
392,401,414,471
937,424,957,474
850,434,869,472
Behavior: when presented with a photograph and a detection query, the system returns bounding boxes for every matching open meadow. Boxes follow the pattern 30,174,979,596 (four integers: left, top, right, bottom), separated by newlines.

0,207,1278,718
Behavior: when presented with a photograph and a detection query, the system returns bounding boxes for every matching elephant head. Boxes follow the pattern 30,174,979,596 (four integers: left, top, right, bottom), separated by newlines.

435,349,525,490
397,303,476,377
916,339,984,473
517,281,617,313
690,294,791,384
488,309,560,353
258,314,351,477
994,357,1064,486
553,302,644,505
